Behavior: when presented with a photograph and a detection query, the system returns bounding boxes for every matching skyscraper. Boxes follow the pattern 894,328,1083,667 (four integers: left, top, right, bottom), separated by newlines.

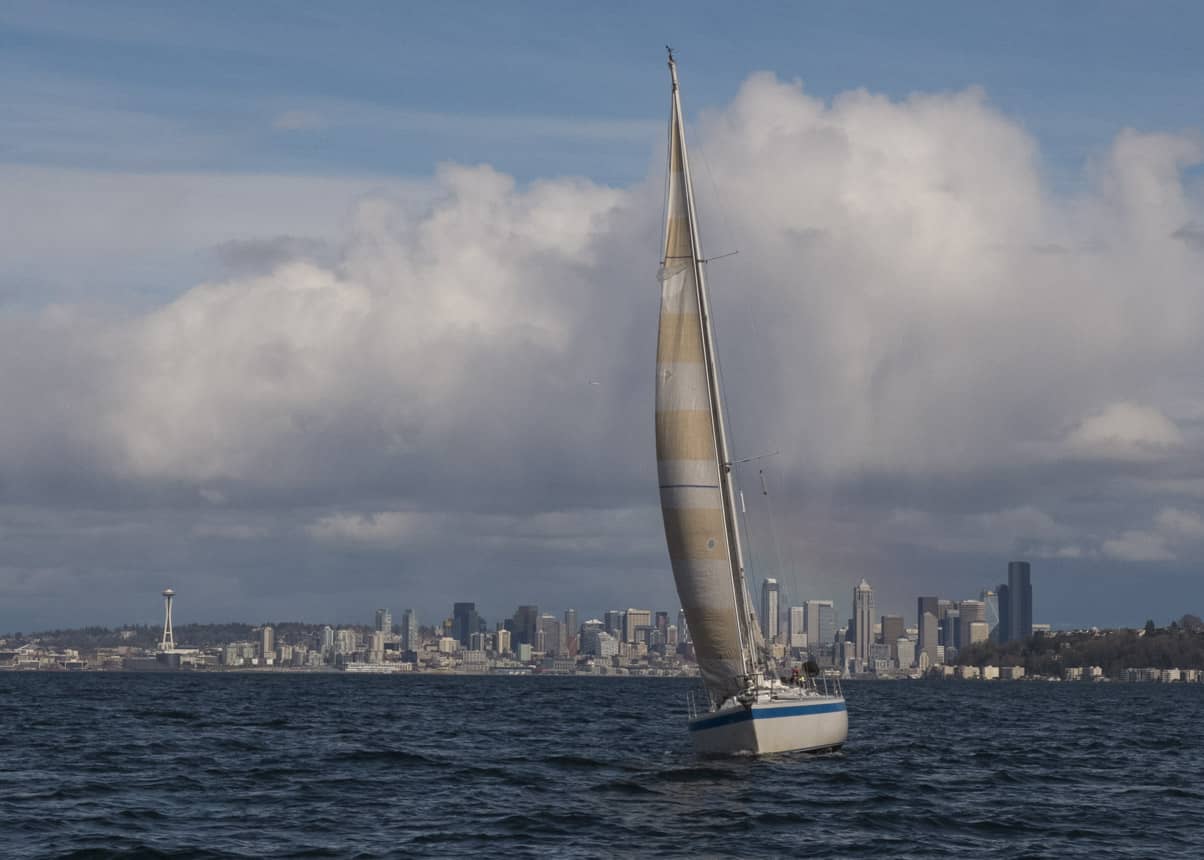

676,609,690,644
998,582,1010,643
760,579,780,641
623,608,652,644
803,600,835,655
604,610,625,639
788,606,806,649
980,589,1000,642
564,609,579,654
539,614,562,656
958,600,986,651
400,609,419,652
941,607,960,655
1007,561,1033,643
453,602,479,646
880,614,905,663
512,605,540,648
853,579,874,670
917,596,939,668
259,625,274,661
374,608,392,634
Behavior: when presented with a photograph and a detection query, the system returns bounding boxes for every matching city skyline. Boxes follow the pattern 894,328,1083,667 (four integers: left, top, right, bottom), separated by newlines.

5,4,1204,632
7,559,1075,644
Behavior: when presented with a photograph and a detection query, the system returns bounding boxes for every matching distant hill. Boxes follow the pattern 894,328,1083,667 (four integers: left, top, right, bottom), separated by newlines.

957,615,1204,675
0,621,373,652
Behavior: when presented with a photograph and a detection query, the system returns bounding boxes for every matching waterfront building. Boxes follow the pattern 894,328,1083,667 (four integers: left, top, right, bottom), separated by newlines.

438,636,457,654
369,631,386,663
453,602,479,646
400,610,419,652
374,608,392,634
623,609,652,644
761,579,780,641
259,626,274,663
917,596,940,668
335,628,358,655
853,579,874,670
967,621,989,646
896,637,915,669
495,628,511,654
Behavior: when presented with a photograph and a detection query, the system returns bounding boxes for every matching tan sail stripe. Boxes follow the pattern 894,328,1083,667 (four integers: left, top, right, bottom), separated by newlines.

663,505,728,561
656,312,705,364
670,123,684,173
655,409,716,462
665,213,692,260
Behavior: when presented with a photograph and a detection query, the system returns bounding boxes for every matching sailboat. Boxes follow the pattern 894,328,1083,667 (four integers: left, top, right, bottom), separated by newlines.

655,50,848,755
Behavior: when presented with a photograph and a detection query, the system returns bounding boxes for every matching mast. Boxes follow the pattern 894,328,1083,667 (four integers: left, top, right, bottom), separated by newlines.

666,51,760,680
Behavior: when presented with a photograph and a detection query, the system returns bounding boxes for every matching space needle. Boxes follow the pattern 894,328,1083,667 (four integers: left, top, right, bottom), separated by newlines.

160,588,176,651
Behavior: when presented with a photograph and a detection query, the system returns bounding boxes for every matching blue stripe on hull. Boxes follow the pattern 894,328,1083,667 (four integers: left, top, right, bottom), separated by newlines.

688,701,846,733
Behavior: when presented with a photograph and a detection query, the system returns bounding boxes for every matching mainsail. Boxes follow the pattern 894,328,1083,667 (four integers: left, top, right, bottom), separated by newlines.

656,54,759,701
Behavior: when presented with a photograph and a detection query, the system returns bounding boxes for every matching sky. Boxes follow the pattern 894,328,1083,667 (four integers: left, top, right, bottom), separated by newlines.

3,2,1204,633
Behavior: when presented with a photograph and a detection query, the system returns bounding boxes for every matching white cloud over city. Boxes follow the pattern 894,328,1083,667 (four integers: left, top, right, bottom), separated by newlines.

2,73,1203,629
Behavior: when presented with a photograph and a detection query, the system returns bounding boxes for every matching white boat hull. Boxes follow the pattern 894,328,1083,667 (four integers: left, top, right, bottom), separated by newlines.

688,696,847,756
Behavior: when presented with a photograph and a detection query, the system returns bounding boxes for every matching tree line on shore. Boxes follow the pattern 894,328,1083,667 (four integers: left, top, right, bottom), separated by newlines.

956,615,1204,677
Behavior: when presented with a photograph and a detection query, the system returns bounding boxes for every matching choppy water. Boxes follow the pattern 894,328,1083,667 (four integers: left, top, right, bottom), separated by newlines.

1,674,1202,858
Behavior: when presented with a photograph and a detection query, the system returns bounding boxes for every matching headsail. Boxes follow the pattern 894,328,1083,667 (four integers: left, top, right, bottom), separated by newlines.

656,53,754,700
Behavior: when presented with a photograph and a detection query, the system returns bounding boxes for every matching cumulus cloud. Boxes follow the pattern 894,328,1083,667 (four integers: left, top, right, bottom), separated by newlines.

1065,402,1184,461
307,511,424,545
4,72,1204,627
1102,531,1175,562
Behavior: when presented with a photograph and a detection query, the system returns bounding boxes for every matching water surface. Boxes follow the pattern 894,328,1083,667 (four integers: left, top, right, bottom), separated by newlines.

1,674,1201,857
